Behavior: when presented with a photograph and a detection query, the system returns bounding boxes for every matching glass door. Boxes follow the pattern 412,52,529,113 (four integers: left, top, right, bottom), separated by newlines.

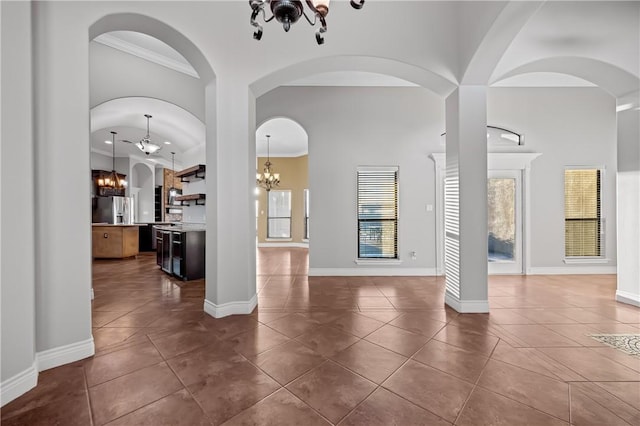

488,170,522,274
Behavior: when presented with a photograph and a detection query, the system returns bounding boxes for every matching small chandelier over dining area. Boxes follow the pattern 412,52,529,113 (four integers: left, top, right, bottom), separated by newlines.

97,131,127,190
249,0,365,45
256,135,280,192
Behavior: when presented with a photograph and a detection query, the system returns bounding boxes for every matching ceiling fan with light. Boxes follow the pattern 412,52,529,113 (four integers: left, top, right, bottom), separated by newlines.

120,114,163,155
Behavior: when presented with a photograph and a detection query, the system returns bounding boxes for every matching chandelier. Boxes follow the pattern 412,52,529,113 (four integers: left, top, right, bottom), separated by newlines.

137,114,162,155
250,0,365,45
256,135,280,192
98,131,127,190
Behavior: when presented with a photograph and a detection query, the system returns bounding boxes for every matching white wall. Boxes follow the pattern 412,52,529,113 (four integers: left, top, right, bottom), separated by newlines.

487,88,618,273
257,86,619,275
1,0,37,401
258,87,445,274
32,0,94,361
131,162,154,222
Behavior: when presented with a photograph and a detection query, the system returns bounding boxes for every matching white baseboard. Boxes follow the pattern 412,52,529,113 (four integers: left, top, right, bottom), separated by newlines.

0,361,38,407
308,267,438,277
445,293,489,313
36,337,95,372
204,294,258,318
527,266,617,275
258,242,309,248
616,290,640,307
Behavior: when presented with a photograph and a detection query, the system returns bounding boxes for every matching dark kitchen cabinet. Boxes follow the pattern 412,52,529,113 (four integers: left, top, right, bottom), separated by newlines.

171,230,205,280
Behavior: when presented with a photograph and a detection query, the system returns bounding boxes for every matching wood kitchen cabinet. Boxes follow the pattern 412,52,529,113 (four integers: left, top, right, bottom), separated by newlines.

92,225,140,258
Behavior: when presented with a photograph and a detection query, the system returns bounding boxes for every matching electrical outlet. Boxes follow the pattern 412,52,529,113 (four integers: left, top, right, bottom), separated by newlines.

410,251,417,260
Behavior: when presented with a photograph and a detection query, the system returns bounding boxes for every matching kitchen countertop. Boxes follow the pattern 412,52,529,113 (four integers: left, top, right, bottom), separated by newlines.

92,223,144,227
153,224,206,232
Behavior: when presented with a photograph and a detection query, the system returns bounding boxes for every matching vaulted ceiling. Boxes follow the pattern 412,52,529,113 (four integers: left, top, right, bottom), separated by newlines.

89,1,639,161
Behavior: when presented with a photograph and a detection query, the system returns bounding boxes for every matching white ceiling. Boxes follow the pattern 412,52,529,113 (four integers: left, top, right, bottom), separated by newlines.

90,97,205,164
256,118,308,157
89,2,638,158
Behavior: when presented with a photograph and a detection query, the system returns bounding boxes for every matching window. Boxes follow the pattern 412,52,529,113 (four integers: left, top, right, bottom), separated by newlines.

267,190,291,238
565,168,602,257
304,189,310,240
357,167,398,259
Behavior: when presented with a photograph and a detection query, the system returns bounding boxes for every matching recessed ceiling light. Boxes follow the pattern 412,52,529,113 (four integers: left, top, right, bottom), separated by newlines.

104,140,112,144
164,141,171,145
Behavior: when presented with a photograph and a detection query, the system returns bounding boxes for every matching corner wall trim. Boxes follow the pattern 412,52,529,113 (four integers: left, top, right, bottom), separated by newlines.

527,266,617,275
36,337,95,372
0,361,38,407
204,294,258,318
616,290,640,307
445,293,489,313
308,267,438,277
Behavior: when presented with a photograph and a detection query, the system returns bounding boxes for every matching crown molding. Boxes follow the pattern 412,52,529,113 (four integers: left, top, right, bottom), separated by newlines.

94,33,199,79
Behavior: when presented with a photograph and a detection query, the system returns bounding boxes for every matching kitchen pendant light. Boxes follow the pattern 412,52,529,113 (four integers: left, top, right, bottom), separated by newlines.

98,131,127,190
137,114,162,155
169,151,178,200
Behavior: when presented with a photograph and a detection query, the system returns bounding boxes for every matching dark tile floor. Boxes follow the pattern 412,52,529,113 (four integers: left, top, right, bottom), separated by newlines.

2,248,639,425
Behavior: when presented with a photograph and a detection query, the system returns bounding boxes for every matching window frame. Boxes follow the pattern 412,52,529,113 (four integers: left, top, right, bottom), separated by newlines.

267,189,292,239
356,166,399,261
563,165,606,262
303,188,309,241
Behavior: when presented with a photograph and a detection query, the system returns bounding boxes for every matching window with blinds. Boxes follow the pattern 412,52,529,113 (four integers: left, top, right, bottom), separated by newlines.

304,189,310,240
564,168,602,257
357,167,398,259
267,190,291,238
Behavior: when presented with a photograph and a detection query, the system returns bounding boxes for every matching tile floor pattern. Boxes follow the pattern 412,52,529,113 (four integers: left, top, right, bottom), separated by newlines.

2,248,640,425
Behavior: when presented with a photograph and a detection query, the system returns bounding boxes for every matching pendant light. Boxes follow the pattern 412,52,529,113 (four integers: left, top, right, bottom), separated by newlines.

256,135,280,192
99,131,127,190
169,151,178,200
137,114,162,155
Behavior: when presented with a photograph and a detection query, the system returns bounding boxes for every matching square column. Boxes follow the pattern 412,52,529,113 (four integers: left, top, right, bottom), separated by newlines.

204,76,258,317
444,86,489,313
616,97,640,307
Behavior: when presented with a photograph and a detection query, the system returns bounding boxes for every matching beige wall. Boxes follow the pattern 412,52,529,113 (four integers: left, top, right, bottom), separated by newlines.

257,155,308,244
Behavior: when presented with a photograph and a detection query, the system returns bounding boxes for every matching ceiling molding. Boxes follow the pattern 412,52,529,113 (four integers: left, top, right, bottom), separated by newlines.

93,33,200,79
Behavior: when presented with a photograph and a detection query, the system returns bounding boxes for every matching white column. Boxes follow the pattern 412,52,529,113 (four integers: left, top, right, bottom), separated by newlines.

615,96,640,307
444,86,489,313
1,1,38,405
204,75,257,317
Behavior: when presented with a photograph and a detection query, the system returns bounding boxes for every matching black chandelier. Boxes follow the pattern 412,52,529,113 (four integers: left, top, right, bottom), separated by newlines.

250,0,365,45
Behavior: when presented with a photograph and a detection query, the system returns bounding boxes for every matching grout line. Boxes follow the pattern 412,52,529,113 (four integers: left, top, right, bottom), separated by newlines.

82,362,96,426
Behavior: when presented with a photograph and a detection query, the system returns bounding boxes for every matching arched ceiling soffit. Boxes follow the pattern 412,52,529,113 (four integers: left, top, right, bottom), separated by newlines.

90,97,205,163
250,56,458,99
88,12,215,84
491,57,640,99
460,1,544,85
256,118,308,157
490,1,639,92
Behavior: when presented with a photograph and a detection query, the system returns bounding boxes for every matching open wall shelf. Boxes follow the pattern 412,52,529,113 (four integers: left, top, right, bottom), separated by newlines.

175,193,206,206
176,164,206,182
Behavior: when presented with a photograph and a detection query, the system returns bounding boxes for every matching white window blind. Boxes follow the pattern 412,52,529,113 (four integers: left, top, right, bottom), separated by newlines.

565,169,602,257
357,167,398,259
268,190,291,238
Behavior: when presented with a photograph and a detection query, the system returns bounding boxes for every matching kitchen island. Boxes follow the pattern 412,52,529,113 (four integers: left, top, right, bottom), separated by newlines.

92,224,143,259
154,224,205,280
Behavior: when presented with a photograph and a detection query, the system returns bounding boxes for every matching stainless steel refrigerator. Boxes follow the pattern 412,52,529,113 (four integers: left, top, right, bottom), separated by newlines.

92,196,135,224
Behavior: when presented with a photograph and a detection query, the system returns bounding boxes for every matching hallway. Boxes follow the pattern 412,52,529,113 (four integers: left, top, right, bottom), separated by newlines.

2,248,639,425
